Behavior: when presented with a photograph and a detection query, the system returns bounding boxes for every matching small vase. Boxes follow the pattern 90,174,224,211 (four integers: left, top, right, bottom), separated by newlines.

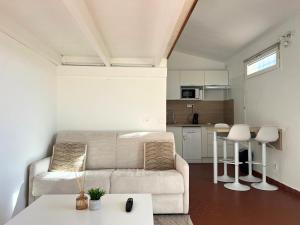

89,199,101,210
76,191,88,210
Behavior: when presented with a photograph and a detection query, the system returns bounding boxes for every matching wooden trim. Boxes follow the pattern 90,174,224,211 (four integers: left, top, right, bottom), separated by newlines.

167,0,198,59
252,171,300,198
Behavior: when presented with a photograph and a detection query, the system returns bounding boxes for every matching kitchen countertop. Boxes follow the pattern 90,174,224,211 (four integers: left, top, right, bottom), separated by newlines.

167,123,214,127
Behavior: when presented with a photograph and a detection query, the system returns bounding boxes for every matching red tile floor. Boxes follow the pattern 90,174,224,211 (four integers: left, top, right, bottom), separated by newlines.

189,164,300,225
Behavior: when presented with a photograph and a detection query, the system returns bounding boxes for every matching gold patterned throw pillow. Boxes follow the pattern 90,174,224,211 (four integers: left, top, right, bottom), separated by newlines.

49,143,87,172
144,142,175,170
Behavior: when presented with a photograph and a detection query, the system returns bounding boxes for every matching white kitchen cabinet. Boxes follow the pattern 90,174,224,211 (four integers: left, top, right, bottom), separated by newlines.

205,70,229,86
168,126,233,162
182,127,202,162
167,70,181,100
167,70,229,101
206,142,234,158
180,71,205,86
166,126,183,156
201,127,208,157
205,128,233,158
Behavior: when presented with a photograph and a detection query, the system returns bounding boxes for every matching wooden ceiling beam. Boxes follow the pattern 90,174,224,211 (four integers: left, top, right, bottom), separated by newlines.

166,0,198,59
154,0,198,67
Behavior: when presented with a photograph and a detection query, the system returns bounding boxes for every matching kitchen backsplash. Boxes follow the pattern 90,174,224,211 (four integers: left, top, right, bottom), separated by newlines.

167,99,234,124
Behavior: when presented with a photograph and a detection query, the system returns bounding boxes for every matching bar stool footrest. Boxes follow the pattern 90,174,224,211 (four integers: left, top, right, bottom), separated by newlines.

217,136,226,140
219,159,242,165
248,161,262,165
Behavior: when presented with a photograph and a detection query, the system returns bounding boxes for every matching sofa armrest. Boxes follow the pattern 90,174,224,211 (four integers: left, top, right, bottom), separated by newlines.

175,154,189,214
28,157,51,204
176,154,189,174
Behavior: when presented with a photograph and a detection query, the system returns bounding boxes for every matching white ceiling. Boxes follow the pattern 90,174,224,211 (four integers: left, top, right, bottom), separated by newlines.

2,0,299,65
0,0,97,57
86,0,181,58
175,0,300,61
0,0,190,66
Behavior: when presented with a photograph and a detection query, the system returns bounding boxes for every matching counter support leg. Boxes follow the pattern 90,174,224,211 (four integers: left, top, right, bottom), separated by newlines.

217,140,234,182
213,131,218,184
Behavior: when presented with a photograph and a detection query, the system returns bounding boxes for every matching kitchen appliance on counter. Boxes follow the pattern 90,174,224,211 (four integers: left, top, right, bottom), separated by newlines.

181,86,203,100
192,113,199,124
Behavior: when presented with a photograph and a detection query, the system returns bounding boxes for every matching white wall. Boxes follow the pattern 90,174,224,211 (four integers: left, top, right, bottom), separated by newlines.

168,50,226,70
57,66,167,131
0,33,56,224
227,14,300,191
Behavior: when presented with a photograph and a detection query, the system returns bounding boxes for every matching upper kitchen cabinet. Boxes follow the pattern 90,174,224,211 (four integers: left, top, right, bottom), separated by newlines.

204,70,229,86
180,71,205,86
167,70,230,100
167,71,181,100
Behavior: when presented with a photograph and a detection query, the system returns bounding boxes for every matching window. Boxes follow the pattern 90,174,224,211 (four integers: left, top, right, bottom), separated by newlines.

245,43,280,77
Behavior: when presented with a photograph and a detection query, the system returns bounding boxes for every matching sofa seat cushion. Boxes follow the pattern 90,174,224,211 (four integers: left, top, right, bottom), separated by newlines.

110,169,184,194
32,170,113,197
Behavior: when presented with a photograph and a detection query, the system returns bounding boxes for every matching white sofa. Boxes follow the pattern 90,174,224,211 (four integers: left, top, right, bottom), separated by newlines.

29,131,189,214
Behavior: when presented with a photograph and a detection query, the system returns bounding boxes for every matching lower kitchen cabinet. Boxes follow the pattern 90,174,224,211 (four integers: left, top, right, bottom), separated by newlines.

166,126,183,156
182,127,202,162
167,126,202,162
167,126,233,163
202,127,234,159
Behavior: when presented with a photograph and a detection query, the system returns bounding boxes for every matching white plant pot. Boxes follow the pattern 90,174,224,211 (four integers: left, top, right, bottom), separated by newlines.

89,199,101,211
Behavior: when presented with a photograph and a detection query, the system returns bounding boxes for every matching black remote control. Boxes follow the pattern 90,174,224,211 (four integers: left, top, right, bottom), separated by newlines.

125,198,133,212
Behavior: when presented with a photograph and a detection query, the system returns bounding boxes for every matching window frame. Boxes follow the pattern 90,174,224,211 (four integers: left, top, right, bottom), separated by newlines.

244,43,280,79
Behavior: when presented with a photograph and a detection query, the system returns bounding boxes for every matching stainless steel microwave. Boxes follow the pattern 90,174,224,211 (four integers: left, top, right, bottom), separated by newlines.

181,87,203,100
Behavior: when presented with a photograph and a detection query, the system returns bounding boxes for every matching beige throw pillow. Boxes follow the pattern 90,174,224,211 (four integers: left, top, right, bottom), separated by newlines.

144,142,175,170
49,143,87,172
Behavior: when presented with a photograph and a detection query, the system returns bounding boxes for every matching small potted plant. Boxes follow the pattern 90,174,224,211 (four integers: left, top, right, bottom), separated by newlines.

88,188,106,210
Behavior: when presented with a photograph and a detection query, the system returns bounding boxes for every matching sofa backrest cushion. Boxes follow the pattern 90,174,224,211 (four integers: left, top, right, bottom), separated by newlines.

55,131,175,169
56,131,117,169
116,132,175,169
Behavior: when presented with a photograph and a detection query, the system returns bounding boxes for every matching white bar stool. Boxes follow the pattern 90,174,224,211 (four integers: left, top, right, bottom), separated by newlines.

239,140,261,183
251,127,279,191
215,123,234,183
224,124,251,191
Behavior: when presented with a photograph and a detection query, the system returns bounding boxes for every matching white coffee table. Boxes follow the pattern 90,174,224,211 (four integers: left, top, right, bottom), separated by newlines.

5,194,154,225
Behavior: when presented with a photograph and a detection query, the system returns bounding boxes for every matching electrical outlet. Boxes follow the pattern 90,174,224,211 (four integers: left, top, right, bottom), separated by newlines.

187,104,194,108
